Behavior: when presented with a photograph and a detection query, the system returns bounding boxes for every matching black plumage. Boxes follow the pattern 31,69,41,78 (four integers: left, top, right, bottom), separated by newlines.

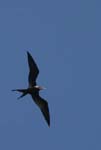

12,51,50,126
27,52,39,87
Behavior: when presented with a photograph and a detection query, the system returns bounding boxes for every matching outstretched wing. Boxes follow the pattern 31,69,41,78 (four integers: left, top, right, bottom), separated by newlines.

27,51,39,87
31,93,50,126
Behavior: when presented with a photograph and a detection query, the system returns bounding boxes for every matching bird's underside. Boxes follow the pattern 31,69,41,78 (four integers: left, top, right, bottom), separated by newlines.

12,51,50,127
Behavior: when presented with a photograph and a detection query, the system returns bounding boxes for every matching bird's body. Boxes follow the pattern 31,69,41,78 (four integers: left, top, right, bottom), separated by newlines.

12,51,50,126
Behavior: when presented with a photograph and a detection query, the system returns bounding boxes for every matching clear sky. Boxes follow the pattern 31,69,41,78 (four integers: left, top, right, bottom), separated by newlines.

0,0,100,150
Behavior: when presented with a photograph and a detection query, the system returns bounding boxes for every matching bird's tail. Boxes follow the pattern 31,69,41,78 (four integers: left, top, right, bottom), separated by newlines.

12,89,28,99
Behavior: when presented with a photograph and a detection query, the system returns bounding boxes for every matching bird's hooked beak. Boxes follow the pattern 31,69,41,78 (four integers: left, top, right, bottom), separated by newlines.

34,85,46,90
39,86,46,90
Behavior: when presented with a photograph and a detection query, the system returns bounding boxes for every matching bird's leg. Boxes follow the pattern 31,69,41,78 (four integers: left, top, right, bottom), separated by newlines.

12,89,28,99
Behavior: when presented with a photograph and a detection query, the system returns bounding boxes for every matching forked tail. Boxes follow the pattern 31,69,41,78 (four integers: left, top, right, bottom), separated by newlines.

12,89,28,99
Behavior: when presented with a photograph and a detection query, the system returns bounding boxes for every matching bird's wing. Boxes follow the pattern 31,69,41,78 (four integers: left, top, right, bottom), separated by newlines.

27,51,39,87
31,93,50,126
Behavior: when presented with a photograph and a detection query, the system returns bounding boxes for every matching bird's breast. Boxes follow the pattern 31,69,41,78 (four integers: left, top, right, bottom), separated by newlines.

28,87,39,95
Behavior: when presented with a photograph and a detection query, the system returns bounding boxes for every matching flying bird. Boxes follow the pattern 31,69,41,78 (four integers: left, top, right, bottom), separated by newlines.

12,51,50,126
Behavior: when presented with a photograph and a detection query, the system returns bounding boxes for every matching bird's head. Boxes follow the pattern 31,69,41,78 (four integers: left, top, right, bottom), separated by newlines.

34,85,46,90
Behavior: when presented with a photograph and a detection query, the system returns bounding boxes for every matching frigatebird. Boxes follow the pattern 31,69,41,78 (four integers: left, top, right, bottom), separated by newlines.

12,51,50,126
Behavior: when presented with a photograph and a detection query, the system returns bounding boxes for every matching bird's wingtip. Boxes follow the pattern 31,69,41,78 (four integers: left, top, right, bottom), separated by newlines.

48,123,50,127
26,51,29,54
27,51,32,58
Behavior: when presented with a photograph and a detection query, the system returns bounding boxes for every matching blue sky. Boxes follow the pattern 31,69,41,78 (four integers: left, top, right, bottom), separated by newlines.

0,0,100,149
